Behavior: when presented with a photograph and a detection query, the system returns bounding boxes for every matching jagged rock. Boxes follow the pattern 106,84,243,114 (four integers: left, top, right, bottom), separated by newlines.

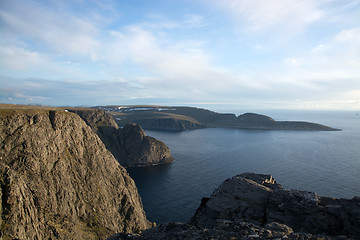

0,108,151,239
108,173,359,240
68,109,174,167
107,221,341,240
191,173,360,238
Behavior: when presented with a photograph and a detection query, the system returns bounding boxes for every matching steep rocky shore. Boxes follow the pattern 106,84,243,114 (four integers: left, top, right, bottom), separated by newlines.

0,105,355,239
0,108,151,239
68,108,174,167
110,173,360,240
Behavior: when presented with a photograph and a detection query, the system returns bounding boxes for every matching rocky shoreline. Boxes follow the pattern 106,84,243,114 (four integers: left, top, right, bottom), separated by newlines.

0,105,356,239
109,173,360,240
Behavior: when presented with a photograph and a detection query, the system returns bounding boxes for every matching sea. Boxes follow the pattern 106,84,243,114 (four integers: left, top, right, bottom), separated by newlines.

127,109,360,224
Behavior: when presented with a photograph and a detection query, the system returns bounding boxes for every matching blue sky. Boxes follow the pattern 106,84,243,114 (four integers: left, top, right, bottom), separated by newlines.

1,0,359,110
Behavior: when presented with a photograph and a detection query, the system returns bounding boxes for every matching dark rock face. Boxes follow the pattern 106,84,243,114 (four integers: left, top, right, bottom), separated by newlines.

191,172,360,238
0,109,151,239
119,123,174,167
108,221,339,240
69,109,174,167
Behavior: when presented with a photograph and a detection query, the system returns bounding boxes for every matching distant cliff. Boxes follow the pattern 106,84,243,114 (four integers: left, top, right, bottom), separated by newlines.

96,105,339,131
109,173,360,240
0,107,151,239
68,108,174,167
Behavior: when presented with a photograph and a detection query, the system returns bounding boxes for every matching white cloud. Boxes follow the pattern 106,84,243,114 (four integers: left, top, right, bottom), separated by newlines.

0,76,141,106
312,44,329,52
334,27,360,43
213,0,325,33
281,27,360,85
283,58,303,67
0,45,47,71
0,0,99,56
184,14,207,28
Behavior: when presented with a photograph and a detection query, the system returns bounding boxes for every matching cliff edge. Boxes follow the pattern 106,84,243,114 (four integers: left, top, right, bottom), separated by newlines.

0,108,151,239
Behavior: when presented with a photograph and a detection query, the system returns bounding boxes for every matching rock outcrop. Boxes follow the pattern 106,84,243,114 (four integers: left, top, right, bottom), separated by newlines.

0,108,151,239
68,109,174,167
191,173,360,238
109,173,359,240
108,221,343,240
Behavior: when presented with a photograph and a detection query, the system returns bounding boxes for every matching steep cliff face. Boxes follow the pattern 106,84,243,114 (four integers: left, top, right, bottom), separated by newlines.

0,109,151,239
69,109,174,167
119,123,174,167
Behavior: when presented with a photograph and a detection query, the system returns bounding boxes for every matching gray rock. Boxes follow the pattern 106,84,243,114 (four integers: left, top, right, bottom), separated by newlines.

0,108,151,239
120,123,174,167
191,173,360,238
191,173,274,227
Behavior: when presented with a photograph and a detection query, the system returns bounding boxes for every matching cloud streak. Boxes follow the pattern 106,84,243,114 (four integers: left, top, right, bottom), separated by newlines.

0,0,359,110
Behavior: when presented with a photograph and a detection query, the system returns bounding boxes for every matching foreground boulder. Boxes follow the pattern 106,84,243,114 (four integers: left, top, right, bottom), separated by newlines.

0,108,151,239
68,109,174,167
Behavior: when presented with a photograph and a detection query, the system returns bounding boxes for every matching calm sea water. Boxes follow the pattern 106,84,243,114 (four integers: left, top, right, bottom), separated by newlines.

127,110,360,224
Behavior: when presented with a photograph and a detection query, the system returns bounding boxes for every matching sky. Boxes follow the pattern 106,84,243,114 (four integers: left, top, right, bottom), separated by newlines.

1,0,360,110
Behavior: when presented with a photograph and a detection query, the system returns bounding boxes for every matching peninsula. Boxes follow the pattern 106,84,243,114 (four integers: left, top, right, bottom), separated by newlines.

95,105,340,131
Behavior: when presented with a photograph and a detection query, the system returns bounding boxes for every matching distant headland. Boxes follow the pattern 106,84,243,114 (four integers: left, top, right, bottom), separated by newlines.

95,105,340,131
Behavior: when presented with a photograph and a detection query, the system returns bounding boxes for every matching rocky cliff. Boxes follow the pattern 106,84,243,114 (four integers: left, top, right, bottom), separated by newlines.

109,173,360,240
68,109,174,167
0,108,151,239
191,173,360,238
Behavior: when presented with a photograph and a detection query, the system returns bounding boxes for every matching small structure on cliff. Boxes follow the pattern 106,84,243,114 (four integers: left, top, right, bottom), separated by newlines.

110,173,360,240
